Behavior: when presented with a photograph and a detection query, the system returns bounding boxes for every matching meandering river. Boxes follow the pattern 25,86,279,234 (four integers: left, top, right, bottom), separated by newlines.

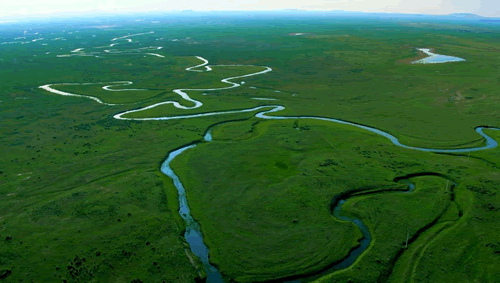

39,44,499,282
161,115,497,283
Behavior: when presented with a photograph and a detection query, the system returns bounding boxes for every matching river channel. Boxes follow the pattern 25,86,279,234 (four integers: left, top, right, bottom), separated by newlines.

162,117,497,283
39,48,499,282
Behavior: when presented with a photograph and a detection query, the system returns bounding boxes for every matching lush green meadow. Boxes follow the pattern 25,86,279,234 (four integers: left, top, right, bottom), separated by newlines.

175,119,498,282
0,13,499,282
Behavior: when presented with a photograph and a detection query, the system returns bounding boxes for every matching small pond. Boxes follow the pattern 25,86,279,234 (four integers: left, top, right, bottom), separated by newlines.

412,48,466,64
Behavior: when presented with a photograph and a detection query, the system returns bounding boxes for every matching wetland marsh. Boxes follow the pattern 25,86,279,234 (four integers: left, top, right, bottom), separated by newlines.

1,12,499,283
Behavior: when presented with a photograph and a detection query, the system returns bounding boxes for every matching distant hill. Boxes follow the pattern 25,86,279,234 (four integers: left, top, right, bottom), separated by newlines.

449,13,484,18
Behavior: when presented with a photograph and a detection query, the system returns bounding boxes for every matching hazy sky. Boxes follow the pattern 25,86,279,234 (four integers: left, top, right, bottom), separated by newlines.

1,0,498,18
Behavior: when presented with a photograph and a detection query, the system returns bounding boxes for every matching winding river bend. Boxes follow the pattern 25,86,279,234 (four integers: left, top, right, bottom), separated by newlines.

161,118,497,283
39,43,500,282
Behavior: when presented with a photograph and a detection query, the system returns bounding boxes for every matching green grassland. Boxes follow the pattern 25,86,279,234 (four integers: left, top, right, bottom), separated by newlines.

174,118,498,282
1,14,499,282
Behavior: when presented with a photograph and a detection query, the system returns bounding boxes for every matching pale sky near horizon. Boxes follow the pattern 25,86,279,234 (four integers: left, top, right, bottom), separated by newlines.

1,0,498,19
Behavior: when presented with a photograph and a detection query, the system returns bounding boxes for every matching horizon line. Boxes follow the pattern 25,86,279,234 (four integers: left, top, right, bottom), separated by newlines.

1,9,498,21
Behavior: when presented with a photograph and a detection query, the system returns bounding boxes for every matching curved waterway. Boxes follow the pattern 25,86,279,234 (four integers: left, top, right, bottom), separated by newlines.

280,182,418,283
166,121,494,283
39,44,500,282
162,128,378,283
161,144,224,282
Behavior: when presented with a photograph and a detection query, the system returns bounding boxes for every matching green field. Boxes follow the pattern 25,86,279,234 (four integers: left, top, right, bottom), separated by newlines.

1,13,499,282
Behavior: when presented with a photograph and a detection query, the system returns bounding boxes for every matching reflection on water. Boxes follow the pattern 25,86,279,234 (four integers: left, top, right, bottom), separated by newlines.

412,48,466,64
161,145,224,283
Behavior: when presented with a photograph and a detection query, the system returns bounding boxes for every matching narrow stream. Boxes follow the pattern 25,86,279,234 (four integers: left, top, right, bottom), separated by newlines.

328,183,415,272
160,144,224,282
255,106,499,153
282,183,416,283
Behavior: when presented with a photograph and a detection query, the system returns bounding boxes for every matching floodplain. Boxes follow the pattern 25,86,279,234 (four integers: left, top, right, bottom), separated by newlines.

1,12,499,283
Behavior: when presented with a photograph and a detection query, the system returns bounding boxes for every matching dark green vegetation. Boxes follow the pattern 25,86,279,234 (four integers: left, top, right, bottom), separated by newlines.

175,120,499,282
1,13,499,282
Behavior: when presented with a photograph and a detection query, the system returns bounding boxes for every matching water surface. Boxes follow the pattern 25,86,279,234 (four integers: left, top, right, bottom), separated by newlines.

412,48,465,64
161,145,223,283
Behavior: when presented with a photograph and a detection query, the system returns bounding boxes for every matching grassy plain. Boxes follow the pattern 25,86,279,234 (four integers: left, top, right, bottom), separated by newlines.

175,119,497,282
0,13,499,283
